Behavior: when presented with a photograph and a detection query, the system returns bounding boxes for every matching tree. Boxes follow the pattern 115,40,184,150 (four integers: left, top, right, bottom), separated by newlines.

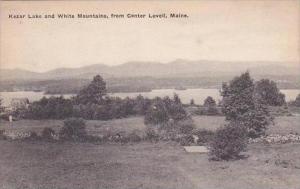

203,96,218,115
75,75,107,105
0,99,4,113
291,93,300,107
26,96,73,119
173,93,181,104
221,72,272,138
144,98,169,125
190,99,195,106
254,79,285,106
204,96,216,107
221,72,255,120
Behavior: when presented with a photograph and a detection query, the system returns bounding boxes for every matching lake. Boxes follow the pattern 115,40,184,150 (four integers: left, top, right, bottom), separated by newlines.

1,88,300,107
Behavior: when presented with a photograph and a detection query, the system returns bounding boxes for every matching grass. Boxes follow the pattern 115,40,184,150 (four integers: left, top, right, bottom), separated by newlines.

0,115,300,188
0,140,300,189
1,115,299,136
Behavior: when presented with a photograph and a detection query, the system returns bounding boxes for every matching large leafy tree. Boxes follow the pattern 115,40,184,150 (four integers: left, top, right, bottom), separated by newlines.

221,72,272,138
75,75,107,105
254,79,285,106
221,72,255,120
203,96,218,115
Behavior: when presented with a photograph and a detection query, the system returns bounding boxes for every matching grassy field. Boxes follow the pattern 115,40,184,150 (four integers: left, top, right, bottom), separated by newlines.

0,141,300,189
0,115,300,188
1,115,300,136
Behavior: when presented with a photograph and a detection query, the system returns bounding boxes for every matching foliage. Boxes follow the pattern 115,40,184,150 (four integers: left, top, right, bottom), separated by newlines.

202,96,219,115
0,130,6,140
59,118,87,141
144,94,194,142
221,72,272,138
209,122,248,161
290,93,300,107
25,93,152,120
145,127,160,142
179,135,194,146
75,75,107,105
221,72,255,120
144,98,170,125
41,127,55,140
144,94,189,126
0,99,4,113
126,132,143,142
26,96,73,119
243,102,273,138
190,99,195,106
192,129,215,145
254,79,285,106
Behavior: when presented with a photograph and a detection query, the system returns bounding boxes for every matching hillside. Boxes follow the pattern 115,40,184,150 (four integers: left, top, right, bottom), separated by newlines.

1,60,299,93
1,60,299,81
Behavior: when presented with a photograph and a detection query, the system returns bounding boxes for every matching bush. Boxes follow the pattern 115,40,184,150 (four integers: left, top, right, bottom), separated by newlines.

0,130,6,140
145,127,160,142
25,96,74,119
41,127,55,140
178,135,194,146
59,118,87,141
209,122,247,161
145,119,195,143
144,95,193,143
290,93,300,107
172,119,194,135
24,131,40,141
144,99,169,125
192,129,215,145
126,132,143,143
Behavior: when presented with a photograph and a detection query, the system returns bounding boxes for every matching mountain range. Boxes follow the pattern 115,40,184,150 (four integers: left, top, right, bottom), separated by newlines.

1,60,299,81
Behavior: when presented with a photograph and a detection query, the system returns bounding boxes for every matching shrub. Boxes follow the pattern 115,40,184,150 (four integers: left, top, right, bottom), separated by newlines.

144,99,169,125
192,129,215,145
41,127,55,140
25,96,74,119
144,95,192,143
24,131,40,140
145,119,195,143
173,119,194,135
145,127,159,142
0,130,6,140
59,118,87,141
179,135,194,146
209,122,247,161
290,93,300,107
126,132,142,143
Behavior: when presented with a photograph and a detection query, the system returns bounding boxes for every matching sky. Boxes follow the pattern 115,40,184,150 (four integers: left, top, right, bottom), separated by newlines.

0,0,299,72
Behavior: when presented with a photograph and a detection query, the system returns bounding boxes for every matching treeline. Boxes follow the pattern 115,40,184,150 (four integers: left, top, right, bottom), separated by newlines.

24,95,185,120
2,74,299,94
20,75,191,120
9,73,296,121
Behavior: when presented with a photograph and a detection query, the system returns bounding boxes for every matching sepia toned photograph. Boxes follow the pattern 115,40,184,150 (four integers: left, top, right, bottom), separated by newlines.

0,0,300,188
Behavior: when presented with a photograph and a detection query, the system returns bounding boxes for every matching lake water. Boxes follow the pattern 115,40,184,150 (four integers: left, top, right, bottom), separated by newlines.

1,88,300,107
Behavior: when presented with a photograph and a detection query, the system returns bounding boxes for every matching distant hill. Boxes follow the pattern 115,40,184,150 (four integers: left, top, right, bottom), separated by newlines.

1,60,299,81
1,60,299,93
